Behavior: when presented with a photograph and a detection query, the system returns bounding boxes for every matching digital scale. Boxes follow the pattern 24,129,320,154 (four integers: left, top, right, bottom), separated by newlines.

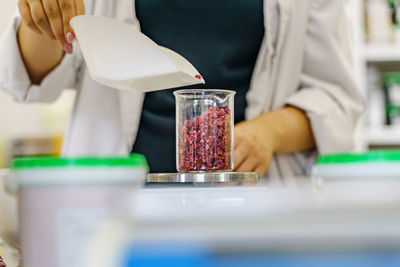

147,172,261,186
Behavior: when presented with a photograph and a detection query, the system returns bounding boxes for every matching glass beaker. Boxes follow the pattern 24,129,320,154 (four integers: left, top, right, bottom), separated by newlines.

174,89,235,172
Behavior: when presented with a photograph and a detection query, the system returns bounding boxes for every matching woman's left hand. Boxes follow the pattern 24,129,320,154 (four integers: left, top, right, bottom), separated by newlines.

233,107,316,176
233,119,275,176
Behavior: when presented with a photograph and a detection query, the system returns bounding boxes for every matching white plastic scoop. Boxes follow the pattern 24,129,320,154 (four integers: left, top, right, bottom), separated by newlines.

70,15,205,92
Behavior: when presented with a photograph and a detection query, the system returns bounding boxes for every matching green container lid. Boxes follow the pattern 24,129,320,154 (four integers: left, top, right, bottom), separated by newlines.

11,153,148,170
382,72,400,87
317,150,400,165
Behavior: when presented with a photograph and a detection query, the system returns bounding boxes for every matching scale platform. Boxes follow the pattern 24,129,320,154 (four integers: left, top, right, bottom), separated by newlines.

147,172,261,185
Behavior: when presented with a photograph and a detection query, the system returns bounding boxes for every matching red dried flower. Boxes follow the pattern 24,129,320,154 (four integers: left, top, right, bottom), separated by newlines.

178,106,232,171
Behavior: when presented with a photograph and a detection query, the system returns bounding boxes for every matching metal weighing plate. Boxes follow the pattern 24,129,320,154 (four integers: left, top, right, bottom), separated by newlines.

147,172,261,184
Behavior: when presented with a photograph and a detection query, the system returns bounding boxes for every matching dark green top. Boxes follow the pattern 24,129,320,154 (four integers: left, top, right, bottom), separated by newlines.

132,0,265,172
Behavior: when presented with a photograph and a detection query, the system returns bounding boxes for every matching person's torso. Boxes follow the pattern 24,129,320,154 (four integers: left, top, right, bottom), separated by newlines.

131,0,265,172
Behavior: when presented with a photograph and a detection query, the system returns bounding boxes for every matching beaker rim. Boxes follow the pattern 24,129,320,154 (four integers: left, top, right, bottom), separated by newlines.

173,89,236,96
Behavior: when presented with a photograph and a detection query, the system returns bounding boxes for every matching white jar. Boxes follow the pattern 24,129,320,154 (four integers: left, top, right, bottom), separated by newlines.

0,169,18,243
10,155,148,267
312,150,400,180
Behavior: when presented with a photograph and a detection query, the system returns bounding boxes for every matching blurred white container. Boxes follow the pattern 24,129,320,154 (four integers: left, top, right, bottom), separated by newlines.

10,155,148,267
84,186,400,267
0,169,18,247
312,150,400,180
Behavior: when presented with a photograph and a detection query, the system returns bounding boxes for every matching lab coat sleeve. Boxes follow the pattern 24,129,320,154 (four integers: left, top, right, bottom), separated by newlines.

0,13,82,103
285,0,364,154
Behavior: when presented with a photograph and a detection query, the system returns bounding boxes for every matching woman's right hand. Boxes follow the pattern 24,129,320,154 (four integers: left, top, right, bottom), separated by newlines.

18,0,85,54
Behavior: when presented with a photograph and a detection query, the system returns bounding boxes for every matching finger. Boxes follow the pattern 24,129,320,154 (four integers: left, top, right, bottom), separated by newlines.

234,132,242,149
234,123,247,149
42,0,72,52
18,0,42,34
254,165,268,177
57,0,75,41
28,0,56,39
235,154,259,173
234,143,249,169
74,0,85,15
66,0,85,44
255,157,271,176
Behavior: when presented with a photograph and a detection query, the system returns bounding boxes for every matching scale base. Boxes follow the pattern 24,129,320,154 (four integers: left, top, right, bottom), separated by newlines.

147,172,261,184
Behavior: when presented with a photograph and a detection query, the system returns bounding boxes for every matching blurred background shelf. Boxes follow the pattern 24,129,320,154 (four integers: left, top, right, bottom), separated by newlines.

351,0,400,149
364,44,400,62
368,125,400,146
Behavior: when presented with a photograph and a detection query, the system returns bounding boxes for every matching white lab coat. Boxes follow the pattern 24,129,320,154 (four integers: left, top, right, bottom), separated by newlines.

0,0,364,179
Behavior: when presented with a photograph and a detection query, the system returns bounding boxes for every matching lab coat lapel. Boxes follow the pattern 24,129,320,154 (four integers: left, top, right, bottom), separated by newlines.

267,0,293,111
246,0,292,119
245,0,294,181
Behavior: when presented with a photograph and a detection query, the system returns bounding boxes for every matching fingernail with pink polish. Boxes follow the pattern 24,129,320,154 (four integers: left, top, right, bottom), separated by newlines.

64,43,73,54
66,32,75,44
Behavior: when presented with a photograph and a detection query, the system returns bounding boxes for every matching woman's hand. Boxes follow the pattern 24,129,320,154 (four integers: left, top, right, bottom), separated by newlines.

18,0,85,54
234,119,275,176
234,106,315,176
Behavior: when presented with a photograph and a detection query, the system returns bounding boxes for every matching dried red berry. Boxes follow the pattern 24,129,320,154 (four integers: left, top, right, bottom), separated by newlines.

178,106,232,171
195,74,203,80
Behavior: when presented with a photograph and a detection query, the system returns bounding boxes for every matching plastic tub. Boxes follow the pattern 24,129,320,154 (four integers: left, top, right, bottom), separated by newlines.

312,150,400,180
10,154,148,267
0,168,19,263
174,89,235,172
0,169,18,239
